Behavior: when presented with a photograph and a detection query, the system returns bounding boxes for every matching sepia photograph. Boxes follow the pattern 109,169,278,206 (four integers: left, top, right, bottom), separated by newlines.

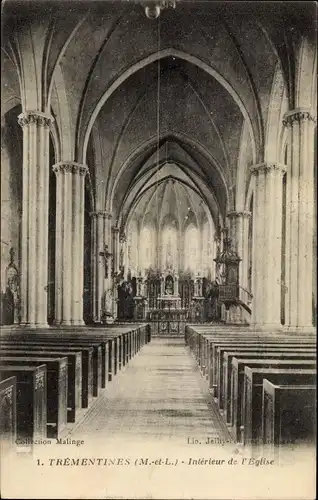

0,0,317,498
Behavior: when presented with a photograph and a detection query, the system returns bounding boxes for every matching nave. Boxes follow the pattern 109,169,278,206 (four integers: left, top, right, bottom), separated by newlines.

1,322,315,454
66,337,231,444
1,324,315,499
1,1,317,497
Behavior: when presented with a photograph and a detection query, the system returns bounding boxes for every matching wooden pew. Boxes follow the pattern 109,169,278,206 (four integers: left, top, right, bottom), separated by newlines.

71,327,144,371
191,330,315,385
0,347,82,423
210,337,315,392
191,325,316,365
209,334,315,389
4,336,103,397
0,376,17,453
219,346,316,410
262,380,316,454
0,357,68,438
0,365,47,443
0,342,94,409
243,367,316,446
7,331,124,385
230,357,316,441
204,334,314,389
1,325,140,387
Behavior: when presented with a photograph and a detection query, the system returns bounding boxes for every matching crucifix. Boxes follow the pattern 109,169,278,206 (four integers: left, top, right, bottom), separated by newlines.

99,244,112,279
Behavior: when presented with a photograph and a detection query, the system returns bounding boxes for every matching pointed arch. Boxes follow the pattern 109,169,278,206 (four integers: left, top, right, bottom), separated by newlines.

109,132,230,215
80,48,257,165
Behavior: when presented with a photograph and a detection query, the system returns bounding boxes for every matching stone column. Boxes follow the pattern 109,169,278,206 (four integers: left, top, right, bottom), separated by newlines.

250,163,286,328
112,226,120,276
210,236,215,280
18,111,53,327
227,211,251,290
175,274,179,295
90,212,106,322
283,109,316,330
53,162,88,326
220,227,228,252
227,212,237,248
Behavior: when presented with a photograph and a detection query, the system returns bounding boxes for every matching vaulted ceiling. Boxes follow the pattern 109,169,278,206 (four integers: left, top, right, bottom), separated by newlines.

123,162,211,232
2,0,316,227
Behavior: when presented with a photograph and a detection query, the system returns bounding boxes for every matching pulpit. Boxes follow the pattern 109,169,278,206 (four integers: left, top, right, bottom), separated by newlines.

214,237,241,308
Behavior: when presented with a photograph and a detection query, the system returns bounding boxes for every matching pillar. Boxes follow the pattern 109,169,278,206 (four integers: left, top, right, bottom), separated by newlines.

283,109,316,330
250,163,286,328
18,111,53,327
227,211,251,290
112,226,120,275
175,274,179,295
111,226,120,321
53,162,88,326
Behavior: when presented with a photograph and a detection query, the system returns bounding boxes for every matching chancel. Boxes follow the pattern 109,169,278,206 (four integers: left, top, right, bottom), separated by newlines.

0,1,316,494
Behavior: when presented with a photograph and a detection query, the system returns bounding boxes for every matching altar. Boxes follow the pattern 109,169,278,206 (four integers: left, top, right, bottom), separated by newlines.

147,270,189,335
157,295,181,309
148,306,189,335
118,267,209,335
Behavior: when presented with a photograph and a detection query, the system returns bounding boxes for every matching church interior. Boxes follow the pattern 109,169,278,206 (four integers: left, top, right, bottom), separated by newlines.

0,1,317,494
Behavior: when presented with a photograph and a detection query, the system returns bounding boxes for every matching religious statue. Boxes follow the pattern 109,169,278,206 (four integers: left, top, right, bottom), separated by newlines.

101,288,113,322
164,275,174,295
3,248,20,324
99,244,112,279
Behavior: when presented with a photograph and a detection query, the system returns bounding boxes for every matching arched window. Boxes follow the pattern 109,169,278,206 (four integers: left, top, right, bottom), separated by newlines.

161,225,178,270
184,224,199,273
140,225,155,271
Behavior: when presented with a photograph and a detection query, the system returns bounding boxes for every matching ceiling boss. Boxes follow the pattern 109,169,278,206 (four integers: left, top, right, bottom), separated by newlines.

140,0,177,19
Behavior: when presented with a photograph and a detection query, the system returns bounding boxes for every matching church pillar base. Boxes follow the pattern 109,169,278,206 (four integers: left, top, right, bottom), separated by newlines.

249,323,284,332
280,325,316,334
18,323,49,330
54,320,86,327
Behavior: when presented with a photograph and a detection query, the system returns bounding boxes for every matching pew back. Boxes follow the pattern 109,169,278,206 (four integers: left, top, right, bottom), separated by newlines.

0,365,47,442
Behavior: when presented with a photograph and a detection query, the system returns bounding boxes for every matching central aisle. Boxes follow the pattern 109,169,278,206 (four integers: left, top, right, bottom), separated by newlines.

6,338,312,500
67,337,231,444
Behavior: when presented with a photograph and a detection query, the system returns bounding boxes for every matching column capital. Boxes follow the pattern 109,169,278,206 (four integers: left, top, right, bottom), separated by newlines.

227,210,251,219
89,210,112,220
53,162,88,176
283,108,317,127
250,163,287,175
18,111,54,128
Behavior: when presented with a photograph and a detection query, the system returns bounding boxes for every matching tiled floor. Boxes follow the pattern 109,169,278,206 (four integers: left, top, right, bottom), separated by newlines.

67,337,231,444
